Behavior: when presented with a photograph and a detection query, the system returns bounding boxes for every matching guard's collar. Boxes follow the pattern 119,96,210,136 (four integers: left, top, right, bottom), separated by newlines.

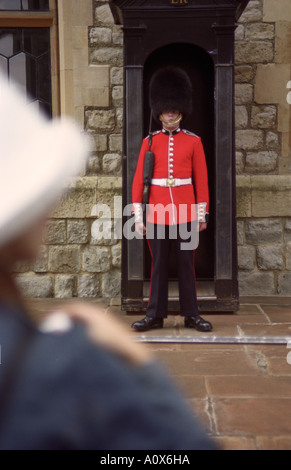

162,127,181,136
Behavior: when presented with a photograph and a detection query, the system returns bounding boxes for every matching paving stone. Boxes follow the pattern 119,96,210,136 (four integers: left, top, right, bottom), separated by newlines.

206,376,291,398
213,398,291,436
24,297,291,450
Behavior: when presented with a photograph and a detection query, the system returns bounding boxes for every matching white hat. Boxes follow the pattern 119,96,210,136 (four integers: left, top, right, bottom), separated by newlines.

0,74,89,248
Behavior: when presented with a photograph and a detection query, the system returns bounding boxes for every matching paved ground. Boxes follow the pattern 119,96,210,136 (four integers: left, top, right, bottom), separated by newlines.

26,296,291,451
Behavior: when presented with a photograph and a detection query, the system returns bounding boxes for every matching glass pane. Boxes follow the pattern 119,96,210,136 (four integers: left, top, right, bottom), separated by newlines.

22,0,49,10
0,0,49,10
29,99,51,117
4,28,52,117
0,29,22,58
23,28,50,57
0,0,21,10
0,54,8,76
37,52,50,102
9,52,37,100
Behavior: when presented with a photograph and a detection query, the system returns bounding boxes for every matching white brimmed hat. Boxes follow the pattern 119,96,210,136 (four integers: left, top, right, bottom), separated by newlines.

0,74,89,248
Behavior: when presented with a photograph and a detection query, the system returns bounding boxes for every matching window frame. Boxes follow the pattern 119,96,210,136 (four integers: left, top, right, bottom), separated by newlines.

0,0,59,116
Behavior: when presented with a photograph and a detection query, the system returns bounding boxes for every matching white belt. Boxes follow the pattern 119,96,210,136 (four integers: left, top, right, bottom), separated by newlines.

151,178,192,188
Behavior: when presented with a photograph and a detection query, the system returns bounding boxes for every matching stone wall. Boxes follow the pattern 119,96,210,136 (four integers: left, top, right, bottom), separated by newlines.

236,0,291,295
14,0,291,299
15,0,123,299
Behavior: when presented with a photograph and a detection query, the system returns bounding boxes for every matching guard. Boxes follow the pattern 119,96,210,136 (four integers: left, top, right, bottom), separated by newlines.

131,67,213,333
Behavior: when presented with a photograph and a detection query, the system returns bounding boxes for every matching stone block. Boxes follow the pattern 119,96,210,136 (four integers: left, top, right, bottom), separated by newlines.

72,0,93,26
235,106,248,128
74,86,109,107
236,176,251,218
237,220,245,246
77,274,100,297
235,65,254,83
95,4,114,24
277,273,291,295
44,220,66,244
278,102,290,133
112,244,121,268
33,245,48,273
112,85,123,102
235,41,273,64
257,246,284,271
52,177,98,219
74,65,109,88
239,1,262,23
91,216,119,246
90,134,107,152
245,23,274,40
255,64,291,105
112,28,124,46
245,151,278,174
82,246,110,273
86,109,115,132
236,151,244,175
88,155,101,174
55,275,74,298
97,176,122,190
238,246,255,271
101,272,121,298
67,220,90,244
263,0,291,22
236,130,263,151
12,261,30,274
285,243,291,270
266,132,279,149
239,272,275,296
90,47,123,66
235,24,244,41
251,176,291,217
16,275,53,298
245,219,282,245
89,27,112,46
251,106,277,129
275,22,291,64
116,108,123,129
235,84,253,105
49,247,80,273
111,67,123,85
109,134,122,152
103,153,122,174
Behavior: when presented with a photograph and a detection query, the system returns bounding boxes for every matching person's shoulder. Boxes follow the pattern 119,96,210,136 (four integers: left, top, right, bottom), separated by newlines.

181,129,200,139
145,130,162,140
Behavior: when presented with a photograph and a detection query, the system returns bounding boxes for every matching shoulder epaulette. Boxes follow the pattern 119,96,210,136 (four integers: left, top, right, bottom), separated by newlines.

182,129,199,138
145,130,161,139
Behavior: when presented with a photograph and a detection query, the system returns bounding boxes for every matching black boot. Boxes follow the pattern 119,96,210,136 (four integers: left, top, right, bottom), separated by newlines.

131,316,164,332
184,315,213,332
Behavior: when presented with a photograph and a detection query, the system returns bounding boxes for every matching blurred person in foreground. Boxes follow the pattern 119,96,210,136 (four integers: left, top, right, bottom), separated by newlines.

0,75,216,450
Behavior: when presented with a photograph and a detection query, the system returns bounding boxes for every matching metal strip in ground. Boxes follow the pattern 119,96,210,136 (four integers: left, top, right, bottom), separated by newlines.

135,335,291,345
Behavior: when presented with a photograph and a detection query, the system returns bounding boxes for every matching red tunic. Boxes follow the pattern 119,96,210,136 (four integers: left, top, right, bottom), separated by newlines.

132,128,209,225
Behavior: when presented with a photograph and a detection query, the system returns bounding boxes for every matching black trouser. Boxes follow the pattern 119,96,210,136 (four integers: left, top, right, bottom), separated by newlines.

146,222,199,319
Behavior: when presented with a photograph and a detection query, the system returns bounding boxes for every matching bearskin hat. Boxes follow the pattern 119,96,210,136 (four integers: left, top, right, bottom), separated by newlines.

149,67,192,121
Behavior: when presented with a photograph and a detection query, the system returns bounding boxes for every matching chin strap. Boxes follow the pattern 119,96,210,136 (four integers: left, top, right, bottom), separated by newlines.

159,114,182,127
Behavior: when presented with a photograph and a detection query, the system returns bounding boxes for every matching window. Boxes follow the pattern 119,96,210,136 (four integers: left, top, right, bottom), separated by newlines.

0,0,57,117
0,1,49,11
0,27,51,115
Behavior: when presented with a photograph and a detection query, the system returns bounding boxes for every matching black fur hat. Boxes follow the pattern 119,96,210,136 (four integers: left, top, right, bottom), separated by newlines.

149,67,192,121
